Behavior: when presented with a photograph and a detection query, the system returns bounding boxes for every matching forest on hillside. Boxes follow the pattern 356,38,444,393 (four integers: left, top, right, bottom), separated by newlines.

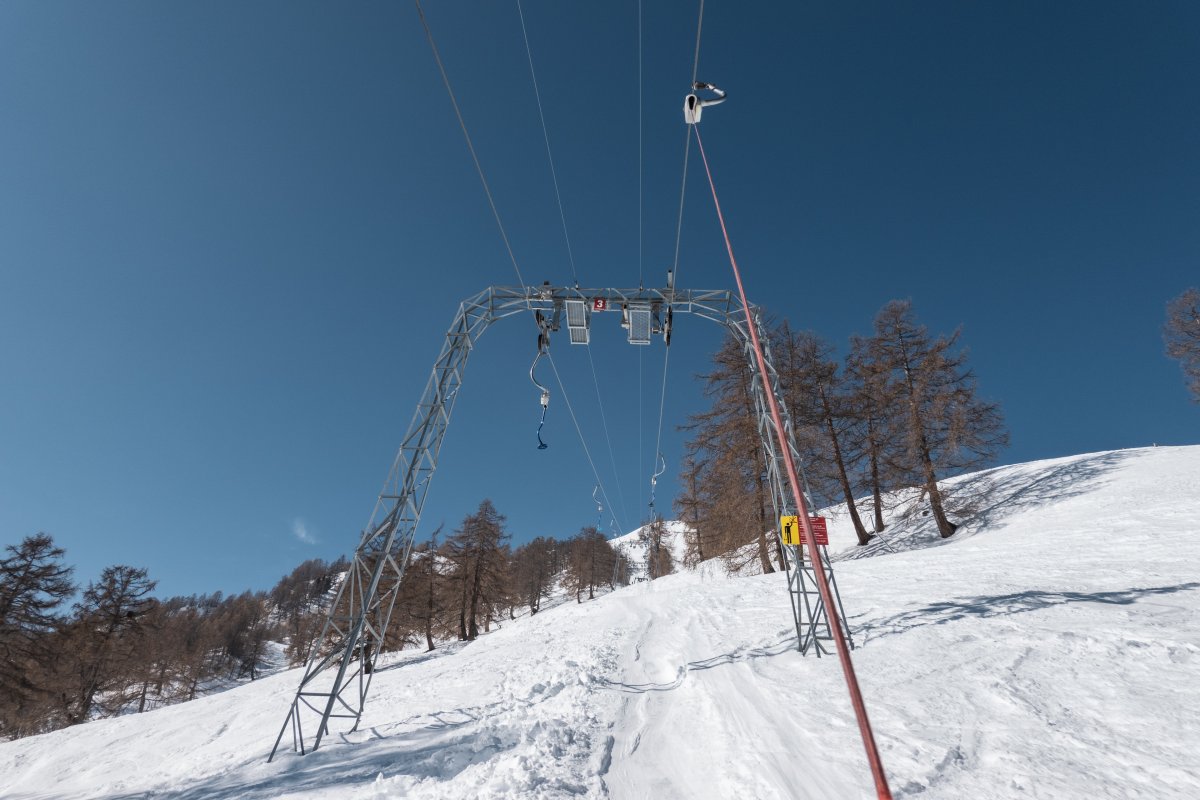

0,511,644,741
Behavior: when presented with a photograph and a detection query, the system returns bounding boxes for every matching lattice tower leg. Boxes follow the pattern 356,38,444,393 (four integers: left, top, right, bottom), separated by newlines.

733,309,855,656
269,289,501,760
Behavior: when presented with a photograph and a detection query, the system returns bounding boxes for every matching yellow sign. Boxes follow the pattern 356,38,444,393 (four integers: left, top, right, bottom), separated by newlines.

780,515,801,546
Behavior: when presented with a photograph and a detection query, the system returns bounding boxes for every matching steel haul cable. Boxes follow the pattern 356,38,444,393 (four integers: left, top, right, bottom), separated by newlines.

515,0,630,527
691,123,894,800
648,0,706,520
516,0,578,287
415,0,527,294
548,353,626,534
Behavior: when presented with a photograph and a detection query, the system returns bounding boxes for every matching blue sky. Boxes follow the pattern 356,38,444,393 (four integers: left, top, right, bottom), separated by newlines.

2,1,1197,598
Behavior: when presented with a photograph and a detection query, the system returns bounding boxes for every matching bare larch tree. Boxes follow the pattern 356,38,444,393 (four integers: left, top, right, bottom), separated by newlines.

863,300,1008,538
1164,287,1200,402
773,322,875,546
445,499,510,641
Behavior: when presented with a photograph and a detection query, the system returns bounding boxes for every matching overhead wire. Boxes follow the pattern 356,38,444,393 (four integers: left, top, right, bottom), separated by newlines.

515,0,631,531
587,352,632,529
672,0,704,281
691,121,894,800
415,0,529,294
690,0,705,84
547,353,629,535
647,0,705,520
515,0,579,288
638,0,644,288
418,0,685,537
418,0,886,790
420,0,576,472
637,0,645,520
421,0,608,526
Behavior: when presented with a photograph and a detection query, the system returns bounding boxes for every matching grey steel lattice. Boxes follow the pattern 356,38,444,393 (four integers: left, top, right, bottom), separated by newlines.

269,284,852,760
736,310,855,656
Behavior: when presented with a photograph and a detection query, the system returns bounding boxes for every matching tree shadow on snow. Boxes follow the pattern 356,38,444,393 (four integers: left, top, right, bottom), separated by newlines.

94,698,535,800
596,634,798,694
860,582,1200,643
370,639,470,674
841,449,1139,561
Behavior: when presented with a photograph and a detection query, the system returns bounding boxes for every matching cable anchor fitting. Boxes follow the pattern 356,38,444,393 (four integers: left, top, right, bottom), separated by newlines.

683,81,726,125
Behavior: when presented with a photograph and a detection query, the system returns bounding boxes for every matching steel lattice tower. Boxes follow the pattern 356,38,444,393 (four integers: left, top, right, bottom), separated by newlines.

269,283,853,760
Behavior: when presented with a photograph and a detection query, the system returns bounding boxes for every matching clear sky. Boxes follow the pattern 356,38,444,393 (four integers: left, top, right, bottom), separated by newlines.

2,1,1197,599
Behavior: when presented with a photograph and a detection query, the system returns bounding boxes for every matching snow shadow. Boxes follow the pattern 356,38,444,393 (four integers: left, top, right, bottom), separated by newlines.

96,698,536,800
597,635,797,694
861,582,1200,642
372,639,466,673
840,449,1138,561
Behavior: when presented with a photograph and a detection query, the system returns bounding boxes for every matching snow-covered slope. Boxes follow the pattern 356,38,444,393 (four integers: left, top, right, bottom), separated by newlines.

3,446,1199,799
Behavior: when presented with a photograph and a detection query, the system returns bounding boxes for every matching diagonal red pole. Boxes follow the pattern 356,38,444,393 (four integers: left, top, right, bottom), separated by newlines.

692,124,893,800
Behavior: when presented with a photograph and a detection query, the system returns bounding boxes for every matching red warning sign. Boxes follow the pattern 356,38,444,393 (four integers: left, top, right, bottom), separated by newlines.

592,298,608,311
808,517,829,546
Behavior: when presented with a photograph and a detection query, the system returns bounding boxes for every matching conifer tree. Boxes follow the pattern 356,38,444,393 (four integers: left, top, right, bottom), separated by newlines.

271,557,346,666
773,323,874,546
565,527,615,601
1164,287,1200,402
167,597,219,702
397,527,447,651
680,333,778,572
511,536,556,615
846,335,906,534
674,455,708,567
0,533,75,738
639,519,675,580
862,300,1008,537
58,565,157,723
446,500,510,641
216,591,274,680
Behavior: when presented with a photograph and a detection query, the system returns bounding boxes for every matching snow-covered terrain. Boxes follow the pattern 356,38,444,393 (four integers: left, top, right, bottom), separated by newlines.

3,446,1199,799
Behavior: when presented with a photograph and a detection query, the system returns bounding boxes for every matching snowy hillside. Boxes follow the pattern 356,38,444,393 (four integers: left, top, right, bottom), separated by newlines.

3,446,1199,799
608,520,691,575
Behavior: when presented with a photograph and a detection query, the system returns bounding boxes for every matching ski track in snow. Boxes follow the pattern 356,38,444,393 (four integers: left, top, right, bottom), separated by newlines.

2,446,1199,799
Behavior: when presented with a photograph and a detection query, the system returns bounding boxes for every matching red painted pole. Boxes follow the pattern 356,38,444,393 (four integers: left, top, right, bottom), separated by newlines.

693,125,893,800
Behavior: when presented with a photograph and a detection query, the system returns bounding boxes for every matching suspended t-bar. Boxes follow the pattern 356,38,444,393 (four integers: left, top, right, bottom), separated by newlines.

269,282,853,761
649,452,667,516
530,310,554,449
530,351,550,450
